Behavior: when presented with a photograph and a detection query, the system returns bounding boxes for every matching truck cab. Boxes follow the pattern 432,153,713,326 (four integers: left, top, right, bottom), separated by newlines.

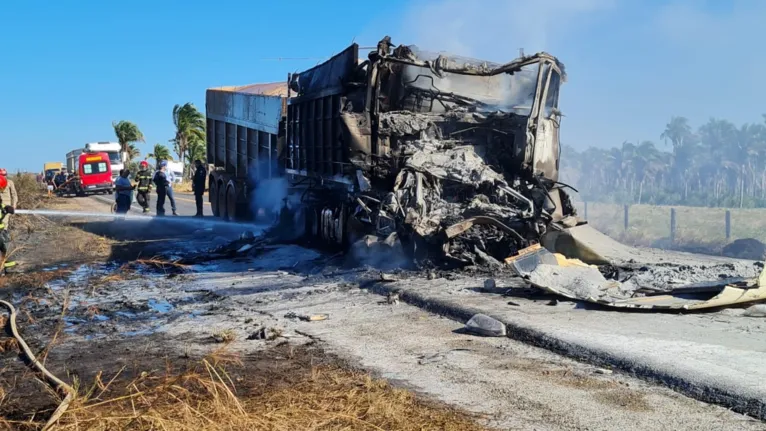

43,162,63,183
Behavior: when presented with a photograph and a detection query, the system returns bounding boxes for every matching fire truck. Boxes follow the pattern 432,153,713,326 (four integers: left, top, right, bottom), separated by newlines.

60,150,114,196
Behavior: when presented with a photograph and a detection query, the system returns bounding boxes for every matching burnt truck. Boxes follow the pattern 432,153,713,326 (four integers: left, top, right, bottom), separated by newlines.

206,37,579,267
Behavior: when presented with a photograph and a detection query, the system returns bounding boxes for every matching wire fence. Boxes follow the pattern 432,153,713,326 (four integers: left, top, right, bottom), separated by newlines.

575,202,766,246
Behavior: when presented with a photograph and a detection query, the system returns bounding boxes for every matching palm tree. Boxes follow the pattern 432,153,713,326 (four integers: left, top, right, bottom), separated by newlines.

549,114,766,208
171,103,205,174
187,135,207,168
660,116,692,150
112,120,145,163
148,143,172,168
127,143,141,161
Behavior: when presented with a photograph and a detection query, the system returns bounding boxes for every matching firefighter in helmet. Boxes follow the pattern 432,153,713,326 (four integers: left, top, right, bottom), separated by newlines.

135,160,153,213
0,175,17,273
0,169,17,228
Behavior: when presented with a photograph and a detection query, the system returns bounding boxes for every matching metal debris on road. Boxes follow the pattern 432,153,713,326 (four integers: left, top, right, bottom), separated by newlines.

510,244,766,311
464,313,506,337
380,273,399,282
284,312,330,322
386,291,400,305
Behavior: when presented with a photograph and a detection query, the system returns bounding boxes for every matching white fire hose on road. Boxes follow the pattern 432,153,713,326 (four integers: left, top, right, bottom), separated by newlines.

0,300,74,430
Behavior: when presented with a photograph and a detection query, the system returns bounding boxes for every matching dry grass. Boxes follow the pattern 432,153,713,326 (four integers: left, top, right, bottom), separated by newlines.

1,355,488,431
7,173,50,238
11,173,45,210
130,257,189,272
173,181,194,193
211,329,237,344
0,268,72,290
575,201,766,247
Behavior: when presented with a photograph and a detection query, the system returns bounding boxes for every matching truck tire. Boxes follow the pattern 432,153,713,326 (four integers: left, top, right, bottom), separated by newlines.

209,180,220,217
226,184,237,221
218,185,228,221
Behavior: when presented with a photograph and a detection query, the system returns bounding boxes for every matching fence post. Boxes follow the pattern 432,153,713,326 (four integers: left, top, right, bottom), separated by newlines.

584,201,588,220
670,208,676,244
725,210,731,241
623,204,629,231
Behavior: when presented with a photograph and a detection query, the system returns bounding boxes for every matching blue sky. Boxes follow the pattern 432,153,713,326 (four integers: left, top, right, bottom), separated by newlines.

1,0,764,172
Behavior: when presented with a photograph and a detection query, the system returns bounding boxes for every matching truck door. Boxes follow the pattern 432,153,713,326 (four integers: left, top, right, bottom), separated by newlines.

530,62,563,183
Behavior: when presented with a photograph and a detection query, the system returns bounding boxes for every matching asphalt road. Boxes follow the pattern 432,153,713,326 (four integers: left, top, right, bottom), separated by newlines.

91,190,213,217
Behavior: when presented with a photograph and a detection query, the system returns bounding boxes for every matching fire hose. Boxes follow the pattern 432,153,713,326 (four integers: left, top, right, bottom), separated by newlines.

0,300,74,430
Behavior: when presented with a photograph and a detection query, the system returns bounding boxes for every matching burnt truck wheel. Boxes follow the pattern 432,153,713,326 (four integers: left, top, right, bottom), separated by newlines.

218,184,228,221
209,180,220,217
226,185,237,221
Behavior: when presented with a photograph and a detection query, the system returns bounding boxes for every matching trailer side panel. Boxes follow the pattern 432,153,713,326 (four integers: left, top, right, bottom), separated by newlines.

287,44,358,180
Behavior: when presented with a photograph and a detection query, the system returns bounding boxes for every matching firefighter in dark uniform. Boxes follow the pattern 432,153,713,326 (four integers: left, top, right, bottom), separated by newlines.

135,160,153,213
192,159,207,217
0,175,17,274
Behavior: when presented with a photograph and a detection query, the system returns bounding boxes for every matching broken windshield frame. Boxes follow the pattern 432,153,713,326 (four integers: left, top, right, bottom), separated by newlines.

398,58,552,116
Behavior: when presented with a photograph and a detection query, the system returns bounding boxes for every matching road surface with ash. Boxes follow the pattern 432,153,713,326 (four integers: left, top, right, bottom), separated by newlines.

0,196,763,430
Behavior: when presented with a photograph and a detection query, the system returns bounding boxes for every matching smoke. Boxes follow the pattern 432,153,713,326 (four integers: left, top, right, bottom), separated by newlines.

252,177,289,220
389,0,612,116
398,0,615,61
247,158,305,240
248,158,287,223
388,0,766,153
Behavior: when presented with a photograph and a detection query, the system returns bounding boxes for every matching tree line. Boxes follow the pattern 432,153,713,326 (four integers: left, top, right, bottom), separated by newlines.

113,102,206,177
561,116,766,208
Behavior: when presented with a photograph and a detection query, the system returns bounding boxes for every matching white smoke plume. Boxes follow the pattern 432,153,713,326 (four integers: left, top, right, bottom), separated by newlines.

398,0,615,61
248,158,292,222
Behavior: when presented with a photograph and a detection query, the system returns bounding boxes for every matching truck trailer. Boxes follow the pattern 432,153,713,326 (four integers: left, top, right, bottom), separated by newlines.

207,37,579,267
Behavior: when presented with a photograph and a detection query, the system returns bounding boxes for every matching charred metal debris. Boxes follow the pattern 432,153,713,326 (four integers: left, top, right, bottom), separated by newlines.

286,36,580,269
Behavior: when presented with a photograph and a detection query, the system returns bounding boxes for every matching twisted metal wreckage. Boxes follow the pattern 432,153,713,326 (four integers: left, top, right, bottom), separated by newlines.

284,36,577,268
210,36,766,311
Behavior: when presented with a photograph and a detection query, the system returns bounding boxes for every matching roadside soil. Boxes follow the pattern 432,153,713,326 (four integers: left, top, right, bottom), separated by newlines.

1,195,764,430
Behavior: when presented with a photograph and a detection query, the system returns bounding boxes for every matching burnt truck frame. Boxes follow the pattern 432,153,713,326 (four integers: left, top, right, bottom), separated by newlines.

207,37,576,265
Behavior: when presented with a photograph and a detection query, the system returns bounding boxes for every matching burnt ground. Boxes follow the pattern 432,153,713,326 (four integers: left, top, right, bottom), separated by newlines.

0,198,261,416
0,196,489,430
0,197,212,421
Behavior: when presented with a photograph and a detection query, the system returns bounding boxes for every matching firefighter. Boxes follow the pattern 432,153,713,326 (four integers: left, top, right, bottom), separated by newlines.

192,160,207,217
153,161,170,216
0,175,16,273
0,169,17,228
135,160,153,213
